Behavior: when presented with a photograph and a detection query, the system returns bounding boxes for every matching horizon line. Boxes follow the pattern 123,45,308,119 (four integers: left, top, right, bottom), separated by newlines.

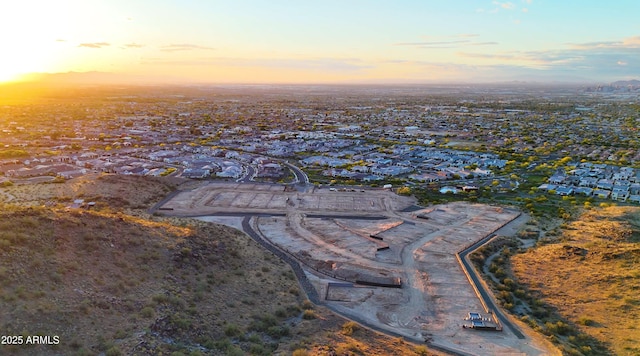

3,71,631,87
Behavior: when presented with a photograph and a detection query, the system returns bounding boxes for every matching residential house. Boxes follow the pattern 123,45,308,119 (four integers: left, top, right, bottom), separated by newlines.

537,183,557,191
182,168,211,179
579,177,598,188
408,172,441,183
58,169,87,179
257,162,284,178
611,188,630,202
596,179,614,190
594,189,611,199
217,166,242,178
548,173,566,184
574,187,594,196
362,175,383,182
555,186,574,196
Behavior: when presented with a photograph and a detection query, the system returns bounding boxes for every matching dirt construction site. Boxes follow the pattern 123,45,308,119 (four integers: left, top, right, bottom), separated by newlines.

159,182,556,356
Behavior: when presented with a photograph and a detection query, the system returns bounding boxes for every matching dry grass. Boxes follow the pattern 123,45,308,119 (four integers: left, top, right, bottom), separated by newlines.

0,205,303,355
0,173,182,209
284,310,441,356
511,206,640,355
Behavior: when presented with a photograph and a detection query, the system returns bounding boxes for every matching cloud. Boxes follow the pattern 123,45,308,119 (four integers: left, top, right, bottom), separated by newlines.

568,36,640,50
470,42,499,46
394,37,497,49
478,1,523,14
395,40,470,47
457,35,640,81
123,43,144,49
55,39,66,42
623,37,640,46
160,43,215,52
78,42,110,49
140,57,372,72
493,1,515,10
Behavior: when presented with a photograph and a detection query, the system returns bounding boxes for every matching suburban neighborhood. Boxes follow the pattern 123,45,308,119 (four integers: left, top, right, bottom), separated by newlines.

1,85,638,209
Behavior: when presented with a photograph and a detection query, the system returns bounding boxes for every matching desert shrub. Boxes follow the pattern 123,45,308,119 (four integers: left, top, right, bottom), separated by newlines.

341,321,360,336
224,324,241,337
302,310,315,320
105,346,123,356
113,329,127,339
266,325,290,338
249,313,277,332
577,317,595,326
274,307,287,318
336,341,360,354
247,333,261,343
301,300,314,310
225,345,244,356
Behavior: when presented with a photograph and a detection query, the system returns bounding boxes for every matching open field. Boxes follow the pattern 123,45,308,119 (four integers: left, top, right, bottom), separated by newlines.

164,182,558,355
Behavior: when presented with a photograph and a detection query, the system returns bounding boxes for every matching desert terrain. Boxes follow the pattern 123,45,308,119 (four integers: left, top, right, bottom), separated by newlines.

0,175,444,355
160,181,558,356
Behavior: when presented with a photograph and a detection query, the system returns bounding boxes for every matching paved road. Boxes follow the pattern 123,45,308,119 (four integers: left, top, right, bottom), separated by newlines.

458,229,526,339
237,165,256,183
147,189,183,214
304,214,387,220
284,162,309,184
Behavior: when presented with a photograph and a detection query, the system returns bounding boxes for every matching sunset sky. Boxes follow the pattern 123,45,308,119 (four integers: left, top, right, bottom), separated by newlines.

1,0,639,84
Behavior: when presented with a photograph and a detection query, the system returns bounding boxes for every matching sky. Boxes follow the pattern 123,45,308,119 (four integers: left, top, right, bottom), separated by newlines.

1,0,639,84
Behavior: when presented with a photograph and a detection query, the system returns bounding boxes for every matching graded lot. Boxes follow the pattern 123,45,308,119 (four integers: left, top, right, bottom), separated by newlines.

162,182,558,355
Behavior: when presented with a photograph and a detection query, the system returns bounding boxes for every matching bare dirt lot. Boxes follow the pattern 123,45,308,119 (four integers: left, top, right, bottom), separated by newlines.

162,182,558,355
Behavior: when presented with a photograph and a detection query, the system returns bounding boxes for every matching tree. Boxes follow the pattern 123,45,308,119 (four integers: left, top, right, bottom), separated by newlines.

397,186,412,196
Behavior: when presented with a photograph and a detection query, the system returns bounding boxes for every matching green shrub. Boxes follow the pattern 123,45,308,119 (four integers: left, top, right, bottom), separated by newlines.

224,324,242,337
105,346,122,356
140,306,155,318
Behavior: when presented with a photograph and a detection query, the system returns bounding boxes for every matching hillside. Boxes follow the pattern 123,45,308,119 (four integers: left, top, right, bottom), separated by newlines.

0,175,435,355
511,206,640,355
